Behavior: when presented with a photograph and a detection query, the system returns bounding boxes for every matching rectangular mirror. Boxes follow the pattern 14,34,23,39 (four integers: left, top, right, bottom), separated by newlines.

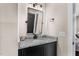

27,8,43,35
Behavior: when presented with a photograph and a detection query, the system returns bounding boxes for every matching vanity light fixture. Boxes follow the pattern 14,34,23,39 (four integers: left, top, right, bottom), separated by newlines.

32,3,43,8
29,3,43,8
33,3,37,7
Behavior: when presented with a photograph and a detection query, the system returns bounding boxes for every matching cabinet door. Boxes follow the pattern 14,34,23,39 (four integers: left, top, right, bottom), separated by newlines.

18,45,44,56
43,42,57,56
28,45,44,56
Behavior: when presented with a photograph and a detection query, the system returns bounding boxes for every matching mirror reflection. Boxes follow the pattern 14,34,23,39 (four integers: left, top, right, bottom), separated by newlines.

27,8,43,35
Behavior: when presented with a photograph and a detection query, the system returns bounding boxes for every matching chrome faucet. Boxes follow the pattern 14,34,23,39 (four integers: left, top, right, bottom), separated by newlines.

33,34,38,39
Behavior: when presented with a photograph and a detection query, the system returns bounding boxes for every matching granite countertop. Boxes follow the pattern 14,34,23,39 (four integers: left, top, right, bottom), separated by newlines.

19,36,58,49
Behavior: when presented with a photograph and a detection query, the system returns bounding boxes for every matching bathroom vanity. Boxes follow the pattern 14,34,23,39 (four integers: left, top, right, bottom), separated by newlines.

18,4,57,56
18,37,57,56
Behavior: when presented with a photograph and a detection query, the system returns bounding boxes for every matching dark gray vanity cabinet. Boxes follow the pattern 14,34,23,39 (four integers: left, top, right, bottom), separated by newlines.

18,41,57,56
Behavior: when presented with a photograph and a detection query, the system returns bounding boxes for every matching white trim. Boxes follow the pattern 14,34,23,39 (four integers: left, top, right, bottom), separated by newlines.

67,3,75,56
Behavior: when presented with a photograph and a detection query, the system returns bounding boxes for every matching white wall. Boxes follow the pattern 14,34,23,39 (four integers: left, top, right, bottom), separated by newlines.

76,3,79,16
18,3,27,37
0,3,18,56
45,3,68,56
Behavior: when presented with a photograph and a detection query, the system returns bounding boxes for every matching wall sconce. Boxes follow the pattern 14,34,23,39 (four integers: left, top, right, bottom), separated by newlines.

50,18,55,22
40,4,42,8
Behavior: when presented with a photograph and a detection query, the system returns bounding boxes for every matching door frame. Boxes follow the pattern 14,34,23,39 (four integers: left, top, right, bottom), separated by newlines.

67,3,76,56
